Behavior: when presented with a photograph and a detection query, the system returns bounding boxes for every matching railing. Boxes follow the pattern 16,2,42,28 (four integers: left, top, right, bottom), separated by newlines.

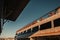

17,8,56,33
16,7,60,38
17,9,56,33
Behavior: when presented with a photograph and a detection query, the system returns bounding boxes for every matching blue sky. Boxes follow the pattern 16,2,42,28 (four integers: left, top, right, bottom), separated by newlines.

0,0,60,38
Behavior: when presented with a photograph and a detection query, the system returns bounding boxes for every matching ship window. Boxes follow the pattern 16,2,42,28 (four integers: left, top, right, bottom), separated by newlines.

21,32,24,35
40,21,51,30
54,18,60,27
23,31,26,34
27,29,31,33
32,26,39,32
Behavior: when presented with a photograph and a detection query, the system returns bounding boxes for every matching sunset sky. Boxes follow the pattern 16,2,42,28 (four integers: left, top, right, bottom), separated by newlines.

0,0,60,38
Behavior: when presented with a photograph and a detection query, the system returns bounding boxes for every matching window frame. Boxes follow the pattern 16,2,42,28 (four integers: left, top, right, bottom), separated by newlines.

40,21,51,30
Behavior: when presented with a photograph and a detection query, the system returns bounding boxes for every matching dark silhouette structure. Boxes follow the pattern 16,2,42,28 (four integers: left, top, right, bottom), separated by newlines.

0,0,30,35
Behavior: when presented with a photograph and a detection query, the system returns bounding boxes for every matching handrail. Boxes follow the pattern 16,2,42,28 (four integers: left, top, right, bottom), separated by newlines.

17,7,60,33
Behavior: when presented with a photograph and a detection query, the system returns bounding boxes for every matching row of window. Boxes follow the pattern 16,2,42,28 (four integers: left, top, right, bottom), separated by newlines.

40,18,60,30
17,18,60,35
